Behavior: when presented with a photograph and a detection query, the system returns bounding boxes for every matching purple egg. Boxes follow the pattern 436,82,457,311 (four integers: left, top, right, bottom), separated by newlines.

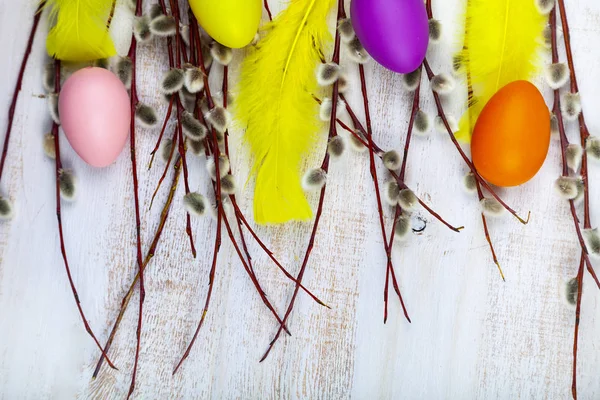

351,0,429,74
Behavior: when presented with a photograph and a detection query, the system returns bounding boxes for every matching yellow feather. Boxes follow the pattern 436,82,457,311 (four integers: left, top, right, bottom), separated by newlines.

235,0,334,225
45,0,117,61
455,0,545,142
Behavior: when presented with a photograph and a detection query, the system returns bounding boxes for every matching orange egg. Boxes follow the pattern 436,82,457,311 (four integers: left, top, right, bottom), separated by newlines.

471,80,551,187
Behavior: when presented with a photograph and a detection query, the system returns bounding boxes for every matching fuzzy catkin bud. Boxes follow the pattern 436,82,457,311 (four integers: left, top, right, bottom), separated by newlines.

554,176,581,200
462,172,477,194
435,114,458,134
566,143,583,172
183,192,207,217
184,67,204,93
586,136,600,161
188,139,204,156
205,107,231,133
149,15,177,37
414,109,431,136
564,277,578,306
398,189,418,211
43,133,56,159
0,196,14,220
327,136,345,159
428,19,442,43
583,229,600,258
220,174,236,195
181,111,207,141
431,73,455,95
384,181,400,206
401,68,421,91
346,37,370,64
382,150,401,171
115,56,133,90
206,155,230,180
149,4,163,20
160,69,185,94
561,92,582,121
58,170,77,201
210,42,233,66
319,98,333,121
337,18,355,43
48,93,60,125
160,139,173,162
133,15,152,43
544,63,569,90
302,168,327,191
394,215,411,241
480,198,504,217
535,0,555,14
135,103,158,127
316,62,341,87
43,63,56,93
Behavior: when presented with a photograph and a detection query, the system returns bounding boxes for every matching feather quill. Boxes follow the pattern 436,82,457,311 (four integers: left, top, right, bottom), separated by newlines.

235,0,334,224
45,0,117,61
455,0,545,142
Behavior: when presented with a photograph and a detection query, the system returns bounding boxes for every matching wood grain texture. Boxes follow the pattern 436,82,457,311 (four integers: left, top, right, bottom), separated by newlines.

0,0,599,398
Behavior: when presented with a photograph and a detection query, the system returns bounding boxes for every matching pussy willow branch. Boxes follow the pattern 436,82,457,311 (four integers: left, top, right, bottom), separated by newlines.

126,0,146,397
220,67,327,307
550,7,598,399
357,63,411,323
148,95,174,170
385,71,422,322
456,0,504,280
339,94,463,233
422,60,530,225
0,2,44,184
173,18,293,373
168,0,197,259
259,0,346,363
92,157,182,378
172,20,224,373
49,60,118,372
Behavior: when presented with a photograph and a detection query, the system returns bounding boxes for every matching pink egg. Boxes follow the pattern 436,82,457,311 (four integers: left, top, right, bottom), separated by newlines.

59,67,131,167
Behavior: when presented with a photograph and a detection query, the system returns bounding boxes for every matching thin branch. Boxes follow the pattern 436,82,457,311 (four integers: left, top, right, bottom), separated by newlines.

259,0,346,362
358,63,411,323
126,0,146,397
0,2,45,182
52,60,118,371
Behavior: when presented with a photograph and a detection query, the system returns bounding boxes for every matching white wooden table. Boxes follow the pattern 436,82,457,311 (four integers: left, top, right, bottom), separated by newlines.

1,0,599,398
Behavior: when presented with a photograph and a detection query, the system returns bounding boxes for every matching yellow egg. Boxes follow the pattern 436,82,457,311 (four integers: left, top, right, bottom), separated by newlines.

189,0,262,48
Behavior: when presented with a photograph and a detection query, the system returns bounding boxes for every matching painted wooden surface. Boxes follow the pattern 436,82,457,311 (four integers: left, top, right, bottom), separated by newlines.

0,0,599,398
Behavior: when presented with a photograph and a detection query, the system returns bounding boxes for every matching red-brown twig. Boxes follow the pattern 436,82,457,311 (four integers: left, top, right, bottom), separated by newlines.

148,95,174,170
357,63,412,323
0,3,45,183
422,60,530,225
50,59,118,372
149,128,178,209
259,0,346,363
126,0,146,396
339,95,463,233
173,21,224,373
169,0,197,259
93,157,182,378
550,6,598,398
263,0,273,21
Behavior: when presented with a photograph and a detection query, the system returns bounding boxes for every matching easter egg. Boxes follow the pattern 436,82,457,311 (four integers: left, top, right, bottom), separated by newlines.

59,67,131,168
471,80,551,187
189,0,261,49
351,0,429,73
